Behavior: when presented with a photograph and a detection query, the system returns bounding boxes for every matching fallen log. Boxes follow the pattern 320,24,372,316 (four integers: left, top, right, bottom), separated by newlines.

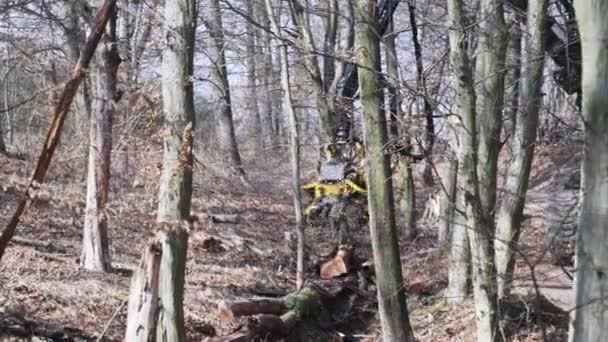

218,298,288,323
210,214,239,224
212,288,326,341
12,237,52,249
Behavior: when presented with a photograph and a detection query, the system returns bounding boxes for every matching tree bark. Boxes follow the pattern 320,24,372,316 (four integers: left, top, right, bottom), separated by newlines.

503,13,523,137
202,0,246,179
570,1,608,341
475,0,508,218
81,6,120,272
495,0,547,299
438,156,458,250
384,19,416,239
288,0,338,141
356,1,414,341
124,0,195,339
407,1,435,186
447,0,502,340
447,177,470,303
246,0,262,150
265,0,305,290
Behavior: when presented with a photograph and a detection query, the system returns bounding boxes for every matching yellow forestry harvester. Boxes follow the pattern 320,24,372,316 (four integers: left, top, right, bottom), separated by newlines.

302,120,368,244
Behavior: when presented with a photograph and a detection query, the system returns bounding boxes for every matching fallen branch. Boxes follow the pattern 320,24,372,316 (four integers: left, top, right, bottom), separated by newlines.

12,237,52,249
0,0,118,263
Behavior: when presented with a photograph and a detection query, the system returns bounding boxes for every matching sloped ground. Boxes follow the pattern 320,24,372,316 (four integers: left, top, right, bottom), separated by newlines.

0,143,575,341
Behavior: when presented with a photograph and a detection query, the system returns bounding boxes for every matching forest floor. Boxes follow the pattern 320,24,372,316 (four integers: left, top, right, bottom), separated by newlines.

0,143,576,341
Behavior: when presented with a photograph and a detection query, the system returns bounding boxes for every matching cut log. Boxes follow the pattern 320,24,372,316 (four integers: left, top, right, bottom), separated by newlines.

210,214,239,224
193,230,269,257
12,237,52,249
320,245,355,279
218,298,288,323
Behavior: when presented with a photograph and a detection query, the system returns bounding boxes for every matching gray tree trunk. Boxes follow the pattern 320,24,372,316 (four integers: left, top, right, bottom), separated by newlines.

356,1,414,341
256,4,278,147
447,0,502,340
495,0,547,299
438,155,458,250
447,176,470,303
202,0,246,178
384,19,416,239
503,13,522,137
81,8,120,272
246,0,262,150
124,0,195,339
265,0,305,290
289,0,337,141
570,2,608,341
475,0,508,217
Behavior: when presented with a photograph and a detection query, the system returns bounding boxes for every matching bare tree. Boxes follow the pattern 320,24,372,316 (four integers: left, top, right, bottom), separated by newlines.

80,4,121,272
202,0,246,179
356,1,414,341
124,0,196,339
385,20,416,239
265,0,305,290
447,0,504,340
495,0,547,298
570,1,608,340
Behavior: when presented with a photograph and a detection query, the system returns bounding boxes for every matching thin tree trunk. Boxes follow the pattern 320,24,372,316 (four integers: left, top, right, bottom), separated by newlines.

265,0,305,290
203,0,246,179
81,7,121,272
246,0,262,150
495,0,547,299
124,0,195,339
288,0,337,141
570,1,608,341
447,0,502,340
407,1,435,186
323,0,338,92
356,1,414,341
384,19,416,239
256,3,278,147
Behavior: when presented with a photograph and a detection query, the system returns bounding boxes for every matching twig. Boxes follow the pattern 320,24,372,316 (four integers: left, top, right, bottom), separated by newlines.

96,299,127,342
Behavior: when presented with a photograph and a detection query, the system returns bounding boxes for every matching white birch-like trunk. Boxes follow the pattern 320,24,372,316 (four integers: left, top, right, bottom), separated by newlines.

495,0,547,298
570,1,608,341
81,10,120,272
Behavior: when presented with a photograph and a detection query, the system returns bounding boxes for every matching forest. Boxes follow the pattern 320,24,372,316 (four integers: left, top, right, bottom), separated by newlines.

0,0,605,341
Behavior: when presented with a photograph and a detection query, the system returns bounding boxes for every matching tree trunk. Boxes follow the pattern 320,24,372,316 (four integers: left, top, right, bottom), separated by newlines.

570,1,608,341
265,0,305,290
384,19,416,239
438,156,458,250
407,1,435,186
503,13,522,137
81,8,120,272
288,0,338,141
356,1,414,341
246,0,262,150
256,3,278,147
495,0,547,299
475,0,508,218
124,0,195,339
202,0,246,178
447,177,470,303
447,0,502,340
